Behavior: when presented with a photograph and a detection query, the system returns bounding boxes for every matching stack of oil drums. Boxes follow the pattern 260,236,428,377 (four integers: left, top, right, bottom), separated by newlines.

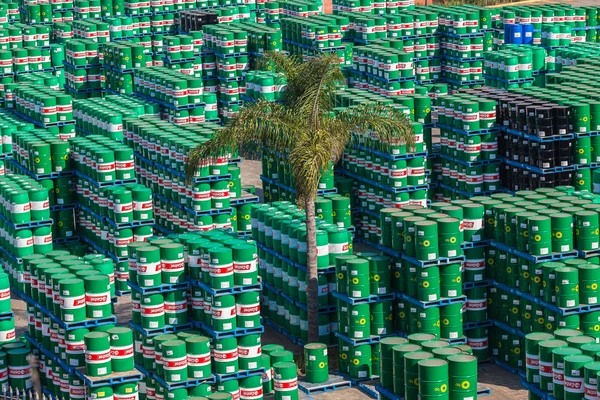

255,200,352,345
379,336,479,400
128,230,279,400
122,115,259,237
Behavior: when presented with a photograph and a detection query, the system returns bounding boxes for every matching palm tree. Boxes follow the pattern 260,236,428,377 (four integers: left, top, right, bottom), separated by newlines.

187,52,415,342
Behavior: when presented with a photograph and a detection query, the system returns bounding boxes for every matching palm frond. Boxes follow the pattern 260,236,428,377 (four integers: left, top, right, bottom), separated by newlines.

260,51,303,87
186,101,303,181
334,102,416,151
287,53,345,126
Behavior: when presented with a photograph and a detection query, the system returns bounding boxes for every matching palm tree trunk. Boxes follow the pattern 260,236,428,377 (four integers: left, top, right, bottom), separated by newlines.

305,198,320,343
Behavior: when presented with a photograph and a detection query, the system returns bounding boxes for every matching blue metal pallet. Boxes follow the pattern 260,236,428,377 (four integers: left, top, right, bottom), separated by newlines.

338,169,429,194
0,153,11,160
192,319,264,339
230,193,260,206
218,99,243,106
79,367,144,387
184,206,234,217
375,384,399,400
439,153,500,167
478,384,492,397
464,320,493,330
444,78,485,86
350,376,380,398
490,241,578,263
353,144,428,161
128,280,189,295
132,92,206,111
436,123,499,136
212,51,251,59
298,375,352,395
532,70,550,76
439,31,484,38
153,371,215,390
350,69,416,83
502,158,576,175
12,110,75,128
75,170,138,188
191,280,261,296
461,240,490,249
0,212,53,231
237,231,252,239
214,368,265,383
500,126,575,142
441,54,484,63
0,312,13,322
116,289,131,296
102,64,136,74
334,331,389,346
439,183,503,198
520,378,555,400
493,320,526,338
398,293,467,309
50,204,76,212
401,253,465,268
14,66,55,75
331,290,394,305
491,280,600,316
106,217,155,230
462,280,491,290
162,56,198,64
577,249,600,258
129,321,193,337
52,236,80,244
256,243,336,275
260,175,338,196
8,158,74,180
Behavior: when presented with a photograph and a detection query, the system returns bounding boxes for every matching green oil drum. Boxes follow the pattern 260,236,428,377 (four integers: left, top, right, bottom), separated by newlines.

213,337,238,375
418,358,449,398
553,347,583,399
162,339,188,382
525,332,553,385
538,339,568,392
107,327,133,373
564,354,594,399
379,337,408,390
273,361,298,400
84,332,111,377
140,293,165,330
404,351,434,400
84,275,112,319
448,354,478,399
210,247,234,289
238,334,261,371
392,343,421,397
59,278,86,323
